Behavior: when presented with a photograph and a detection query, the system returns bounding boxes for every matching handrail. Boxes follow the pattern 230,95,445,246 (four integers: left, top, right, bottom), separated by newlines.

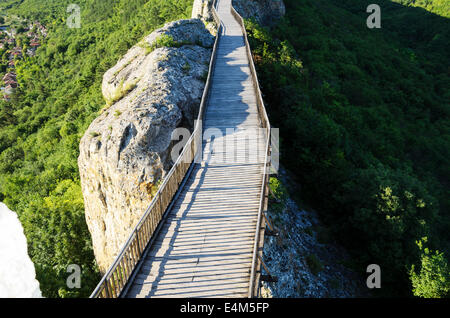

230,4,272,298
90,1,222,298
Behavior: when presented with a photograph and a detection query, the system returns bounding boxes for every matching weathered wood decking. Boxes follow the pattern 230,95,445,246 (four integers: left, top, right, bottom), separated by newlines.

125,0,266,298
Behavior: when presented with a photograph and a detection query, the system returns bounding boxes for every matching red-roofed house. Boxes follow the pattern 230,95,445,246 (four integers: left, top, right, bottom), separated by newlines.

2,73,16,82
4,85,15,95
4,80,17,87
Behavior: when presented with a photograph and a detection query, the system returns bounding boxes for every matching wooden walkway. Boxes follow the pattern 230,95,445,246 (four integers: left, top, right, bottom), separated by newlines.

125,0,266,298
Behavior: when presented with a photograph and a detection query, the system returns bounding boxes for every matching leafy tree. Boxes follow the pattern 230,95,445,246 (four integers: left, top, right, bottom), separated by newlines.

410,238,450,298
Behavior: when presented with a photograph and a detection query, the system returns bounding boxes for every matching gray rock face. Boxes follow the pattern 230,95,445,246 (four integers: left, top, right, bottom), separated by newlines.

78,19,214,273
232,0,286,25
192,0,217,35
192,0,213,21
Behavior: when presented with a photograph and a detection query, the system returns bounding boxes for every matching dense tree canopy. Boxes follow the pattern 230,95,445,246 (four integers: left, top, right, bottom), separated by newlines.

393,0,450,17
246,0,449,296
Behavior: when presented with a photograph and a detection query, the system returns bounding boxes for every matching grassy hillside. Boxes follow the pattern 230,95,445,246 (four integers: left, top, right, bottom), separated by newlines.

0,0,194,297
246,0,449,297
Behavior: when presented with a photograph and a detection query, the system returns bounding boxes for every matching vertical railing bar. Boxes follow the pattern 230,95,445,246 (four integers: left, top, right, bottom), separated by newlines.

114,267,121,291
142,218,149,246
129,239,137,268
115,268,122,292
109,275,117,298
121,257,129,285
118,265,125,290
103,280,110,298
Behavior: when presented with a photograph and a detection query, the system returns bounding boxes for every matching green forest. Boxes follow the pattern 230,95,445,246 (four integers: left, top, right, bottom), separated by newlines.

246,0,449,297
0,0,194,297
393,0,450,17
0,0,448,299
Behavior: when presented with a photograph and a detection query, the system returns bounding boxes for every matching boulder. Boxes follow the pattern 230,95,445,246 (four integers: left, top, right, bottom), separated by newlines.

78,19,214,273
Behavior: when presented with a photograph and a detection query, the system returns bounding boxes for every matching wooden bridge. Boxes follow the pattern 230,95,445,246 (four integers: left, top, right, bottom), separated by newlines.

90,0,274,298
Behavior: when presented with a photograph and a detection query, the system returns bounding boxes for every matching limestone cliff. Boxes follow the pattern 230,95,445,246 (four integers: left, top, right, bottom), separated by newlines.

192,0,218,34
232,0,286,25
192,0,213,21
78,19,214,273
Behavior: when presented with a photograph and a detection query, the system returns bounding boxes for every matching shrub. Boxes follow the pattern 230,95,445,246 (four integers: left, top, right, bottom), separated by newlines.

410,239,450,298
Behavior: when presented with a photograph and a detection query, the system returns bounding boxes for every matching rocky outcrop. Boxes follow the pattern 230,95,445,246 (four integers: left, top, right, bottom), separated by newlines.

192,0,213,21
232,0,286,25
260,169,368,298
78,19,214,273
192,0,217,35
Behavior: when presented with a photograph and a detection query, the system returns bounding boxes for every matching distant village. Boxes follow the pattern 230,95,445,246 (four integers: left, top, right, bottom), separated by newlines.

0,20,47,102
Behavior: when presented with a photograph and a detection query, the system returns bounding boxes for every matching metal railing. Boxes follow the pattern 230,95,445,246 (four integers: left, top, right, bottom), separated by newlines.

230,4,272,298
90,1,222,298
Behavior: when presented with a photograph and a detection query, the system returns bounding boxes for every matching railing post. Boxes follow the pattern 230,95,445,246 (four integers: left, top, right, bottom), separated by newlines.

134,229,141,258
104,280,110,298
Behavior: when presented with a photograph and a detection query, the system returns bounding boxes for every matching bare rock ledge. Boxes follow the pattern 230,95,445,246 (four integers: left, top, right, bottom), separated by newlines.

232,0,286,25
